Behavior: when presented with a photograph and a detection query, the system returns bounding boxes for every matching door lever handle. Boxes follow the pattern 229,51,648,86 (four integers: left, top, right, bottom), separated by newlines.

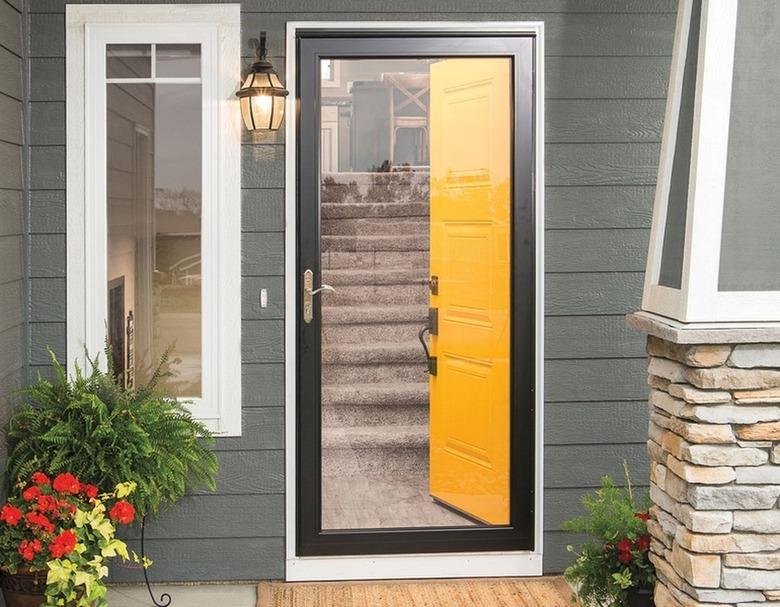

308,284,336,296
418,326,437,376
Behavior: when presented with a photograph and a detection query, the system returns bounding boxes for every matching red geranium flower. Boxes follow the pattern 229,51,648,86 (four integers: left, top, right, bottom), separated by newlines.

25,511,55,534
52,473,80,495
617,538,632,554
49,530,77,558
109,500,136,525
618,550,633,565
635,534,651,552
57,500,77,516
18,539,42,561
80,483,99,499
23,486,41,502
634,512,650,523
31,472,50,486
0,504,23,526
36,494,58,513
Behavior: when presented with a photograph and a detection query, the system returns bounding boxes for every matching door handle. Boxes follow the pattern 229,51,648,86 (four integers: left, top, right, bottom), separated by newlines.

418,326,437,376
303,269,336,324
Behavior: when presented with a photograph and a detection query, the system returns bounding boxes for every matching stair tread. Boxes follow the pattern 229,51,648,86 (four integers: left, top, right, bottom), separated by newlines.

322,341,425,364
322,304,427,324
322,424,428,449
322,267,428,286
322,381,428,406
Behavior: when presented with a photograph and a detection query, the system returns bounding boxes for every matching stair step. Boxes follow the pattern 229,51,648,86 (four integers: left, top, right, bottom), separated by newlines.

322,445,428,477
322,341,425,365
323,362,428,385
322,250,428,270
322,217,428,237
322,382,428,406
322,234,428,253
322,403,428,429
323,171,430,186
324,283,427,306
323,322,425,345
322,267,428,287
322,424,428,450
322,201,428,220
321,304,427,324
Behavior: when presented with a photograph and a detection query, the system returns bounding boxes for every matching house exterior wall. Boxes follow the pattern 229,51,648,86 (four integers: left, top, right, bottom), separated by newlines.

0,0,27,497
24,0,676,580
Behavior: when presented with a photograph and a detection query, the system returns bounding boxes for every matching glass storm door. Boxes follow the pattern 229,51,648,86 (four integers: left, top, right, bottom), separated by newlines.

296,33,536,557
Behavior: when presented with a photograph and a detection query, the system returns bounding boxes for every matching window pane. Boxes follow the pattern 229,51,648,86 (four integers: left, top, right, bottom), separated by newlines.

156,44,201,78
107,44,151,79
719,1,780,291
658,0,702,289
106,82,202,396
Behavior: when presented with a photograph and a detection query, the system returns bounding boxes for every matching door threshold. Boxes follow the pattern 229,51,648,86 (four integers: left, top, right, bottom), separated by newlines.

285,551,542,582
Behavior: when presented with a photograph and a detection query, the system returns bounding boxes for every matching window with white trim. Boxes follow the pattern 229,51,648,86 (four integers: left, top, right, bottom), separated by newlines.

66,5,242,435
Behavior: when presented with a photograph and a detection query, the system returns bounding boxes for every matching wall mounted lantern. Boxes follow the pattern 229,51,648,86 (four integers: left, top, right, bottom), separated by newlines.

236,32,289,131
641,0,780,325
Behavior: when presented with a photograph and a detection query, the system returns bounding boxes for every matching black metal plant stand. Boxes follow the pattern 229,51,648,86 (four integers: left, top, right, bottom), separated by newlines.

140,516,172,607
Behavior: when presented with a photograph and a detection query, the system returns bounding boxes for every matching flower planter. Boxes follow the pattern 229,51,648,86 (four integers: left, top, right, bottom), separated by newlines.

0,568,47,607
628,587,654,607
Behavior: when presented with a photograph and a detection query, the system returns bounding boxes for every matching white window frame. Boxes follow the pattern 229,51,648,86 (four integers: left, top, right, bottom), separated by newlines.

284,21,545,581
643,0,780,324
66,5,242,436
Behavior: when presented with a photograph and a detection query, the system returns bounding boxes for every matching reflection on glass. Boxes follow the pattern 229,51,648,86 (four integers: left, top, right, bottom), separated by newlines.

156,44,201,78
719,0,780,291
107,44,152,79
106,80,202,396
319,58,511,530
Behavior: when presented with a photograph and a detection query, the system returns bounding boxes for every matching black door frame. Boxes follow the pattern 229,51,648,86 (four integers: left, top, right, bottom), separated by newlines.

296,30,537,557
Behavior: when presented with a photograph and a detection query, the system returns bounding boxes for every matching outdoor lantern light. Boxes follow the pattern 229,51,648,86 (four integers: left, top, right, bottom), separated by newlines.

236,32,288,131
640,0,780,324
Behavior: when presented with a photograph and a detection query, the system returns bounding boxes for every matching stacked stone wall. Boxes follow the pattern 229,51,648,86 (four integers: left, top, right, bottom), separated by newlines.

645,336,780,607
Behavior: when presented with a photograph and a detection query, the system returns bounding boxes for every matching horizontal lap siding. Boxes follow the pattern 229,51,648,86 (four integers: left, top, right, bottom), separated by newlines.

0,0,25,502
25,0,675,580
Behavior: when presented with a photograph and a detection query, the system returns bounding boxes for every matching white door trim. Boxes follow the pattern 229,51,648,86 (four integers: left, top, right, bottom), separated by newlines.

284,21,545,581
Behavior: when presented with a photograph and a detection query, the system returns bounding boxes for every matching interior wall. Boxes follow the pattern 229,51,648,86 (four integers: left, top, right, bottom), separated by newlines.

0,0,27,500
25,0,676,579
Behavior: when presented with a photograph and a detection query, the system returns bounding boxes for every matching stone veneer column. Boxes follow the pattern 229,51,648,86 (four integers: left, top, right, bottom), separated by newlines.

627,314,780,607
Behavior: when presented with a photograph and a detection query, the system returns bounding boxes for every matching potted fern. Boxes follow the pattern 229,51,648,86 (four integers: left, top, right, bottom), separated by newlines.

5,349,217,519
563,464,656,607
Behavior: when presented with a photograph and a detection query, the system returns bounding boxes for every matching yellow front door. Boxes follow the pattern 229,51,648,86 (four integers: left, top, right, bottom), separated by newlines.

428,58,512,525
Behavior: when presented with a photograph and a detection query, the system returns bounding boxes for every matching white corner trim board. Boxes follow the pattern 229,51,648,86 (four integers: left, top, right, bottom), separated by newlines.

283,21,546,581
65,5,242,436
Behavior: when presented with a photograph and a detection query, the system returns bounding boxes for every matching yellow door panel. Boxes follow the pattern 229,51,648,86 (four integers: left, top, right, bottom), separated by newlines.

429,57,512,525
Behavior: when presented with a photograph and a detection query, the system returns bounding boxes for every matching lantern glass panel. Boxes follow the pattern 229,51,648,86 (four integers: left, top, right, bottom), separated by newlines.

658,0,702,289
718,0,780,291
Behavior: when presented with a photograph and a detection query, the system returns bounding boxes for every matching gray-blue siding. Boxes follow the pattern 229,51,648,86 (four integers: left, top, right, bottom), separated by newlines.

0,0,27,502
22,0,676,580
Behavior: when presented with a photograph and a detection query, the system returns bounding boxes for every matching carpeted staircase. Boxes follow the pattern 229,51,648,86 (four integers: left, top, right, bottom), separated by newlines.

320,172,432,524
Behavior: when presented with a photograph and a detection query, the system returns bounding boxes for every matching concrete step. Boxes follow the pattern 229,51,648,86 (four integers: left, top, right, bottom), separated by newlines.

322,445,427,477
322,250,428,271
322,201,428,220
322,267,428,287
322,362,428,385
322,217,428,237
321,182,429,204
324,283,428,306
321,304,427,325
322,403,428,428
322,341,425,365
323,171,430,186
322,234,428,253
322,321,424,345
322,382,428,407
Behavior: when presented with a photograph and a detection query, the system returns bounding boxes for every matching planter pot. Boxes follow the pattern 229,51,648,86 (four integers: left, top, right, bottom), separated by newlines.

0,569,47,607
628,587,655,607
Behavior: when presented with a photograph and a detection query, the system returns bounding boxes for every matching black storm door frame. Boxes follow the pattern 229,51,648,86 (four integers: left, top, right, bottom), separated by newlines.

296,30,536,557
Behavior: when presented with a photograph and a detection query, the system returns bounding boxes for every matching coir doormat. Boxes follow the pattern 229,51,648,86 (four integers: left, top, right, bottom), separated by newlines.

258,576,573,607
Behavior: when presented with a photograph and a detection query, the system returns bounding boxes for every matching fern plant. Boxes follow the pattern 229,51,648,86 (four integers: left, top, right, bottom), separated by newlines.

5,348,218,518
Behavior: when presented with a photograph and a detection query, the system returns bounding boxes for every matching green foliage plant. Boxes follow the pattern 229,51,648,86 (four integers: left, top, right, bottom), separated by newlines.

563,462,656,607
5,348,218,519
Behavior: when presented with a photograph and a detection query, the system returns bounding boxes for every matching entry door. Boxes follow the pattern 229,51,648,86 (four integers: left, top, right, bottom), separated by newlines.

296,33,536,558
429,58,512,525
